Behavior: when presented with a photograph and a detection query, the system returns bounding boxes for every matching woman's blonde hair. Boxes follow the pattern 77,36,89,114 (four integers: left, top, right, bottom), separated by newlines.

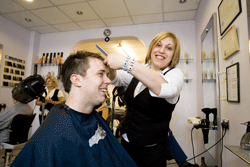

145,31,181,69
46,76,58,89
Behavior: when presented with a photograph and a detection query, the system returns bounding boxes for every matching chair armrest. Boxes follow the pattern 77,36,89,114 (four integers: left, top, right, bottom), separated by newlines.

0,142,26,150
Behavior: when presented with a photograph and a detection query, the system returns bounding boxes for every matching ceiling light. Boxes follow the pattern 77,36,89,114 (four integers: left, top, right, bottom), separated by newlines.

116,43,137,60
76,11,83,15
25,18,31,22
117,43,123,47
26,0,33,2
179,0,187,3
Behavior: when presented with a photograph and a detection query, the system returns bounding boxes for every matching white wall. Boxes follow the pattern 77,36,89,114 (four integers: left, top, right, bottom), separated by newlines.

0,15,41,138
0,15,34,109
196,0,250,166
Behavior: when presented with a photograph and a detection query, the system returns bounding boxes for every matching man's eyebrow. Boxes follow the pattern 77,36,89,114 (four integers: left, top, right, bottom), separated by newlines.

98,69,106,73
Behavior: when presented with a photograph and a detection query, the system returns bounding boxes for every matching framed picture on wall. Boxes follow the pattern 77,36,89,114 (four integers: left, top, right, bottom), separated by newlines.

218,0,242,36
220,25,240,60
226,62,240,102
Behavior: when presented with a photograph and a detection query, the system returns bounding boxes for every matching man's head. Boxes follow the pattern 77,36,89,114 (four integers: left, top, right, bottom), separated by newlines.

61,51,111,108
61,51,105,93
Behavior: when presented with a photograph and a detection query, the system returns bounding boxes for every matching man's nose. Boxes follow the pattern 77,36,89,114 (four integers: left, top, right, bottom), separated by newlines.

105,74,111,84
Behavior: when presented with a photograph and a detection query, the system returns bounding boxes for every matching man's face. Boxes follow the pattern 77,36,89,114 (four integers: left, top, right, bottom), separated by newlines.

80,58,111,107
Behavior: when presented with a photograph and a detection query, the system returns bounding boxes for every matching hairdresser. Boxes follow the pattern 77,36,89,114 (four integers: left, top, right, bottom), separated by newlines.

104,31,184,167
36,76,64,124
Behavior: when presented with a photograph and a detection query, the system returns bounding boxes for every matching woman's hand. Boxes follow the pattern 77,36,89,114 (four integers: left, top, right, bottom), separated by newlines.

47,97,64,105
104,53,126,70
46,98,54,105
36,97,48,106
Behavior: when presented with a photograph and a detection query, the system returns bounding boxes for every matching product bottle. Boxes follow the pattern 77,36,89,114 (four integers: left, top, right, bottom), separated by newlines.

53,52,56,64
49,53,53,64
36,56,39,64
57,52,63,79
45,53,49,64
42,53,45,65
240,121,250,150
60,52,63,64
34,64,37,75
57,52,60,64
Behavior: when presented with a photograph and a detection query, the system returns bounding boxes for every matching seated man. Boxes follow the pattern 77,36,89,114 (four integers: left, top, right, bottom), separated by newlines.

0,98,33,143
11,51,137,167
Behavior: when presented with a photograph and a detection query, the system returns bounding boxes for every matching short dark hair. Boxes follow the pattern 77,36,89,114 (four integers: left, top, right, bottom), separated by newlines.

61,51,104,93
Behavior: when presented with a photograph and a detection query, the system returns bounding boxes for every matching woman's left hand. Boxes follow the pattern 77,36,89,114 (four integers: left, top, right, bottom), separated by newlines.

46,98,54,104
104,53,126,70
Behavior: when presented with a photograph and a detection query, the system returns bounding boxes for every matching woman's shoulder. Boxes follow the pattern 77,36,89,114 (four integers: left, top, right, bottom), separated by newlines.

162,67,183,75
171,67,182,73
56,89,64,96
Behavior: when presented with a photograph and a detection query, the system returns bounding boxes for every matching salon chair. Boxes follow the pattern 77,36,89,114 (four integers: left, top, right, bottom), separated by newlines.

0,114,36,167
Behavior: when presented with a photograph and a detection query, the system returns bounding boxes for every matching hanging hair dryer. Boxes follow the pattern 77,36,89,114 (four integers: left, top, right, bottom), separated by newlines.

201,108,217,126
201,108,212,122
201,119,210,144
194,119,210,144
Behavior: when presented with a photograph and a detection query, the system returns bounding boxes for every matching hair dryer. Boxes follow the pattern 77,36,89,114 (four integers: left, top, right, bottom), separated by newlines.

202,108,217,126
194,119,210,144
201,108,212,122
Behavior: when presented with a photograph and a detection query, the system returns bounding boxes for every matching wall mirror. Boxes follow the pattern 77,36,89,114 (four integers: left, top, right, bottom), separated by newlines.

201,13,221,165
0,44,3,82
0,44,2,65
247,0,250,67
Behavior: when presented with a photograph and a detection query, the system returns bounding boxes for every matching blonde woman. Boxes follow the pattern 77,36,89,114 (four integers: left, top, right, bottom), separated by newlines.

36,76,64,123
105,31,184,167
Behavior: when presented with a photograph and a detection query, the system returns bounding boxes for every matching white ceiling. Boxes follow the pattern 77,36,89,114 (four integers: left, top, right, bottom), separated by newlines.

0,0,201,34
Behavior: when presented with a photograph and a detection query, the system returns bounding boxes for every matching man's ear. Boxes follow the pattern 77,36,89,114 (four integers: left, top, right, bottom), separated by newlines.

70,74,81,88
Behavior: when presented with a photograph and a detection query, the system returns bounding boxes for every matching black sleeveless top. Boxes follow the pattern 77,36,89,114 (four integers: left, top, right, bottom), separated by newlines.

40,89,59,111
122,69,179,146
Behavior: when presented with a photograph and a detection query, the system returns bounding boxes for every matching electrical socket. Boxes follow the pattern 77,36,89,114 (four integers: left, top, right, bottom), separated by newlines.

221,118,229,130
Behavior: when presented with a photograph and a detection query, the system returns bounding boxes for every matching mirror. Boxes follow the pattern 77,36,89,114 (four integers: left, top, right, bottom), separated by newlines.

0,44,3,83
247,0,250,66
201,13,221,165
0,44,2,64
